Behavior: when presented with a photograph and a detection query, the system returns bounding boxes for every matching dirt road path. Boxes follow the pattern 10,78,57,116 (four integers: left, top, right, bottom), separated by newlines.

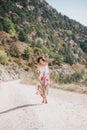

0,80,87,130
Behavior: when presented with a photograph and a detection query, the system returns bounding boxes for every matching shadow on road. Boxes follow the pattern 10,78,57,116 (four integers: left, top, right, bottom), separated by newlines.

0,104,41,115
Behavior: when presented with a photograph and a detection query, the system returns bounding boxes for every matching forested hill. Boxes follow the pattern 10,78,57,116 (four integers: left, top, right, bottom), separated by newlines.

0,0,87,46
0,0,87,84
0,0,87,63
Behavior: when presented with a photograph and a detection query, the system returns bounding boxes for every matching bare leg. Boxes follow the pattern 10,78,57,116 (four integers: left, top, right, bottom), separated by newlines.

42,97,44,103
43,89,48,104
44,97,48,104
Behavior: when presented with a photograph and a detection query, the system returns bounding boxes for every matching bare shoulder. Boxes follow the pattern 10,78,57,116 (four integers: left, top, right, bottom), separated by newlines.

45,62,49,67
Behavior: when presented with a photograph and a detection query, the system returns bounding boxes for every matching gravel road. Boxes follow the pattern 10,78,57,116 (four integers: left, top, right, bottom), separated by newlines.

0,80,87,130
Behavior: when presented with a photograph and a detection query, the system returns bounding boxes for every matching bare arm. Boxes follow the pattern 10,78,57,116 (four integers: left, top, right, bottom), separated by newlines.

37,65,40,76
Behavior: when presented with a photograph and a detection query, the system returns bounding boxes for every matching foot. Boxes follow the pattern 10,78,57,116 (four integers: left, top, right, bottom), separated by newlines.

35,92,38,95
42,99,44,103
35,90,39,95
45,99,48,104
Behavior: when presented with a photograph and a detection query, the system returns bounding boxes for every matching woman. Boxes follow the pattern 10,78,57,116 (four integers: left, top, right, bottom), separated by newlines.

36,57,50,104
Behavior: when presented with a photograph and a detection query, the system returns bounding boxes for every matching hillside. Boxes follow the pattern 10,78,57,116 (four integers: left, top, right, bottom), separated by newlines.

0,0,87,85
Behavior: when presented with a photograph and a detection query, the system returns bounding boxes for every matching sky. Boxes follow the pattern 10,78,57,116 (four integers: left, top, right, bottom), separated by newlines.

46,0,87,27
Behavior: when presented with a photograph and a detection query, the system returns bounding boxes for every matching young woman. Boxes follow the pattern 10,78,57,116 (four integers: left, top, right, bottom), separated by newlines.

36,57,50,104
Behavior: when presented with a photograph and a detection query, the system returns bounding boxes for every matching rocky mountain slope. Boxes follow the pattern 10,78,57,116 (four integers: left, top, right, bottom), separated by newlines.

0,0,87,84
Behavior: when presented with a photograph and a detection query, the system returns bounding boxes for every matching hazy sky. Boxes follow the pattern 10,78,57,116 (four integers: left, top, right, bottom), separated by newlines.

46,0,87,26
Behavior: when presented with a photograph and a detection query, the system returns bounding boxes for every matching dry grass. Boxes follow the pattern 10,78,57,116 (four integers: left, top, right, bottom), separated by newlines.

20,76,87,95
51,81,87,94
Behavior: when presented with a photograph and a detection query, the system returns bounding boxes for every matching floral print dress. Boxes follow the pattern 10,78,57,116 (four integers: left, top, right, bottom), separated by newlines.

37,64,50,98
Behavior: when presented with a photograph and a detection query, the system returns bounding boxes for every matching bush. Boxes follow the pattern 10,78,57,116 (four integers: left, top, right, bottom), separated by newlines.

10,43,22,57
35,38,43,47
0,50,8,65
57,73,72,84
64,46,74,65
24,46,33,59
3,17,16,35
18,30,28,43
34,47,43,56
41,45,50,55
51,53,63,66
71,71,83,82
51,71,83,84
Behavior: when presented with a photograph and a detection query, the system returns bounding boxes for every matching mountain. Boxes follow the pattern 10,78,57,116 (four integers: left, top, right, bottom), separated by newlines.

0,0,87,84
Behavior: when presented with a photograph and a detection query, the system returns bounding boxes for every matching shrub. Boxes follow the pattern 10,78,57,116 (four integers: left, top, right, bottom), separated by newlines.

51,53,63,66
10,43,22,57
58,74,72,84
41,45,50,55
71,71,83,82
18,30,28,43
64,46,74,65
51,71,83,84
3,17,16,35
35,38,43,47
34,47,43,56
24,46,33,59
0,50,8,65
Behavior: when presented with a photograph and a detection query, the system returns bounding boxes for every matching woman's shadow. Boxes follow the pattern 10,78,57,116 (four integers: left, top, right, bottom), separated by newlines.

0,103,41,115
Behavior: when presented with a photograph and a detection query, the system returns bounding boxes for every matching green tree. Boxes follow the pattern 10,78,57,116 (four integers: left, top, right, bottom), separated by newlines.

3,17,16,35
18,30,28,43
64,46,74,65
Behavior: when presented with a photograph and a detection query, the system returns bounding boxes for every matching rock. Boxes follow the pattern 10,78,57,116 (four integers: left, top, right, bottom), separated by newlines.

0,65,19,82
